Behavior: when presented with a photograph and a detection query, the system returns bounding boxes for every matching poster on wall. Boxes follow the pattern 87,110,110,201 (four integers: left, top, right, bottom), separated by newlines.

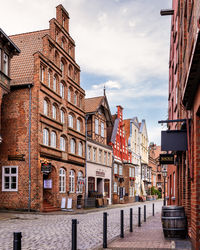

44,179,52,189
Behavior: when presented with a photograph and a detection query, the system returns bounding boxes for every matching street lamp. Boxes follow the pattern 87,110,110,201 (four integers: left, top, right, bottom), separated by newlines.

162,165,168,206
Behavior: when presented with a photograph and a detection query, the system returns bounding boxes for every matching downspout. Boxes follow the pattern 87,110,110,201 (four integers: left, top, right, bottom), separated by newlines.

85,115,89,201
28,84,32,212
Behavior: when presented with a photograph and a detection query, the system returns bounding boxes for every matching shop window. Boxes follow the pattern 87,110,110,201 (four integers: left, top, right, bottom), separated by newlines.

59,168,66,193
2,166,18,191
69,170,75,193
88,177,95,193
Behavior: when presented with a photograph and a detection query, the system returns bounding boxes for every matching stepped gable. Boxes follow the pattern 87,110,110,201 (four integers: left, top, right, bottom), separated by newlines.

9,29,49,86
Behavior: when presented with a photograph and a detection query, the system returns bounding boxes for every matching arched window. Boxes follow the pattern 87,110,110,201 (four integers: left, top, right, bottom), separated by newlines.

51,131,56,148
52,104,57,120
43,128,49,146
53,75,57,92
60,136,66,151
68,64,72,77
77,171,83,193
70,139,76,154
44,99,48,116
77,118,81,132
68,88,71,101
61,38,64,49
40,66,45,83
60,109,65,123
48,70,51,88
59,168,66,193
60,61,64,75
78,142,83,156
74,92,77,105
69,170,75,193
68,114,73,128
60,82,64,98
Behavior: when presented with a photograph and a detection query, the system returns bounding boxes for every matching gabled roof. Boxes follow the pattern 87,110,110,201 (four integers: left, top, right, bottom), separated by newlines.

110,118,119,144
10,29,49,86
0,28,20,54
85,96,104,113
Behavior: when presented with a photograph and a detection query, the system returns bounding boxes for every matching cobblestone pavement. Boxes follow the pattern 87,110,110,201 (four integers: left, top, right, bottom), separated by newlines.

0,200,165,250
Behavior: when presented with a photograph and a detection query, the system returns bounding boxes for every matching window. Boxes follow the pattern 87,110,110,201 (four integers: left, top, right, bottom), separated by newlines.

77,171,83,193
60,136,65,151
119,165,123,175
60,61,64,75
107,153,110,166
99,150,102,163
68,88,71,101
74,92,77,105
62,17,65,27
60,109,65,123
114,164,118,174
93,148,96,161
77,119,81,132
40,66,45,83
95,119,99,134
43,128,49,146
69,170,75,193
52,105,57,119
2,166,18,191
44,99,48,116
104,152,107,164
59,168,66,193
113,182,117,193
70,139,76,154
53,76,57,92
129,167,132,177
68,114,73,128
60,82,64,98
88,146,91,160
101,122,104,137
78,142,83,156
51,131,56,148
48,71,51,87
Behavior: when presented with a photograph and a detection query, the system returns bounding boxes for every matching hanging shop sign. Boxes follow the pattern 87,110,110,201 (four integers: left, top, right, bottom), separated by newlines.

8,154,25,161
159,154,174,165
41,162,52,174
161,130,187,151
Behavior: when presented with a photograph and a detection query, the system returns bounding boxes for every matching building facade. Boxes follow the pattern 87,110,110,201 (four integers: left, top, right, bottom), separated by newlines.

85,95,113,205
0,5,85,211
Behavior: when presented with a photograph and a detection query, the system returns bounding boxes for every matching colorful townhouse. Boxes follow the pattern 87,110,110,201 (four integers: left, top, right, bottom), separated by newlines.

0,5,85,211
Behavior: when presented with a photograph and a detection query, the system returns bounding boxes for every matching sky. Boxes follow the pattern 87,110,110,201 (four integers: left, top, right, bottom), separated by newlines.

1,0,172,145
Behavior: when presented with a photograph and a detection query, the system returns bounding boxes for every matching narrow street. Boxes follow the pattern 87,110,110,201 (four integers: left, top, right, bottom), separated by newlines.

0,200,165,250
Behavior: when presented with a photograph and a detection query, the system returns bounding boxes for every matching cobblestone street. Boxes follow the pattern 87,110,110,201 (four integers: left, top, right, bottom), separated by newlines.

0,200,163,250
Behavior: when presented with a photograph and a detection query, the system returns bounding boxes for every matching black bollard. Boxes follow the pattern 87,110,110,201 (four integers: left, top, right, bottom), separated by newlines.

72,219,77,250
138,207,141,227
13,232,22,250
153,203,155,216
103,212,107,248
144,205,146,222
120,210,124,238
130,208,133,232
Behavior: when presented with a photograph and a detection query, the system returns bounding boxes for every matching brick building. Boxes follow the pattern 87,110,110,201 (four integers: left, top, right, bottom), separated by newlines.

108,106,133,204
0,29,20,143
0,5,85,211
85,95,113,205
163,0,200,248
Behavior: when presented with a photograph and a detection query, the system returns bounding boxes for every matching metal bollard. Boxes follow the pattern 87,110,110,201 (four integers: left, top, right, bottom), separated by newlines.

130,208,133,232
103,212,107,248
13,232,22,250
144,205,146,222
138,207,141,227
120,210,124,238
72,219,77,250
153,203,155,216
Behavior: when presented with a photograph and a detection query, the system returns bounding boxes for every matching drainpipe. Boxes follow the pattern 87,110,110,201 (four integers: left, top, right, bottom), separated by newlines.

28,84,32,212
85,115,89,200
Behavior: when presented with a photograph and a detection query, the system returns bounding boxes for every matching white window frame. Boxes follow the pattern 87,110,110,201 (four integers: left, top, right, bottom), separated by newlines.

52,105,56,120
70,139,75,154
44,99,48,116
93,148,96,161
77,119,81,132
68,114,73,128
74,93,77,105
69,170,75,193
53,76,57,92
107,153,110,166
51,131,56,148
78,142,83,157
68,88,71,101
101,122,104,137
48,71,51,87
88,146,91,160
60,136,65,151
119,165,123,176
40,66,45,83
59,168,66,193
113,182,117,193
77,171,83,193
104,152,107,165
114,164,118,174
95,119,99,134
99,150,102,163
43,128,49,146
60,61,64,75
2,166,18,192
60,109,65,123
60,82,64,98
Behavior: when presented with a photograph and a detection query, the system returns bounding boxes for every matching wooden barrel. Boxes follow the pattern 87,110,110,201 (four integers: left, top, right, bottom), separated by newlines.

161,206,187,238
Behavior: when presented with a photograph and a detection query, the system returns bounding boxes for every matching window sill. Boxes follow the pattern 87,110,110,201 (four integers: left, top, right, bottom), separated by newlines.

2,189,18,192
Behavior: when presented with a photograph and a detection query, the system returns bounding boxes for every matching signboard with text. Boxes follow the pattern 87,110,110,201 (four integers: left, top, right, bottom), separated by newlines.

159,154,174,165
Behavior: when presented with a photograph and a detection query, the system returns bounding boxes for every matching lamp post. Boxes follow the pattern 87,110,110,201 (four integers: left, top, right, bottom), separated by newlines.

162,165,167,206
